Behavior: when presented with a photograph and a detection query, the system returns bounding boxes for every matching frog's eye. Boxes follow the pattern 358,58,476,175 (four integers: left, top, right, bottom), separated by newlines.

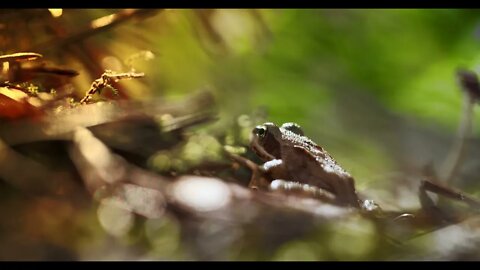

254,126,267,138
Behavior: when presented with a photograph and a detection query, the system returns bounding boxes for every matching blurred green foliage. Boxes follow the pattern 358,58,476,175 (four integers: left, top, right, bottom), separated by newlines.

104,9,480,182
124,9,480,129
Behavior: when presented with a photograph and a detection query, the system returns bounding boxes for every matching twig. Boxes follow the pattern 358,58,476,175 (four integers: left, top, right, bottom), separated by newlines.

79,70,144,104
21,64,79,77
0,52,42,62
421,179,480,210
0,82,31,92
441,94,475,183
441,69,479,185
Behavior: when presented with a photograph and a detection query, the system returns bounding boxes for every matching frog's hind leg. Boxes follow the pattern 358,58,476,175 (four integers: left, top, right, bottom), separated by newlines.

328,175,361,208
269,179,337,204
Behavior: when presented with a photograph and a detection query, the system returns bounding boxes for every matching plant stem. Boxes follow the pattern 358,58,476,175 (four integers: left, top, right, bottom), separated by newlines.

441,93,475,185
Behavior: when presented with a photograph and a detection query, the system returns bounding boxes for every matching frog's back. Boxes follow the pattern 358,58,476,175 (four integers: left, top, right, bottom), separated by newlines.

279,127,352,179
280,128,359,206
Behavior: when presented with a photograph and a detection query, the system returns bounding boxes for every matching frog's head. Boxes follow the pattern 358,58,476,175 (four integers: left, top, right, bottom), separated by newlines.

250,122,305,161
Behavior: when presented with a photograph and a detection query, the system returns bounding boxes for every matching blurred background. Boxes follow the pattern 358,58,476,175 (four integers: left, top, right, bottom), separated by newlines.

1,9,480,260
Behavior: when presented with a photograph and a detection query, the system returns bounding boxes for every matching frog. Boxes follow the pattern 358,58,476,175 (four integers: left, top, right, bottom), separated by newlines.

249,122,362,208
246,121,480,232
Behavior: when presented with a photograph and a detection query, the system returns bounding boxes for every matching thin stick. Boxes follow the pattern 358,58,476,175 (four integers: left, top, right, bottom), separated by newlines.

79,70,144,104
441,69,479,185
441,94,475,184
0,52,42,62
422,179,480,209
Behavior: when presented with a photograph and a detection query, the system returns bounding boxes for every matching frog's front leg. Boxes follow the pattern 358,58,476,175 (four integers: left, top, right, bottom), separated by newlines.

249,159,289,189
262,159,289,180
228,152,271,189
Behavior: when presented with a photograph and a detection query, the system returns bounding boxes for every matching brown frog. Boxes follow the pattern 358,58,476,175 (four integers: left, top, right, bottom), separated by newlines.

250,122,361,208
247,122,480,226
